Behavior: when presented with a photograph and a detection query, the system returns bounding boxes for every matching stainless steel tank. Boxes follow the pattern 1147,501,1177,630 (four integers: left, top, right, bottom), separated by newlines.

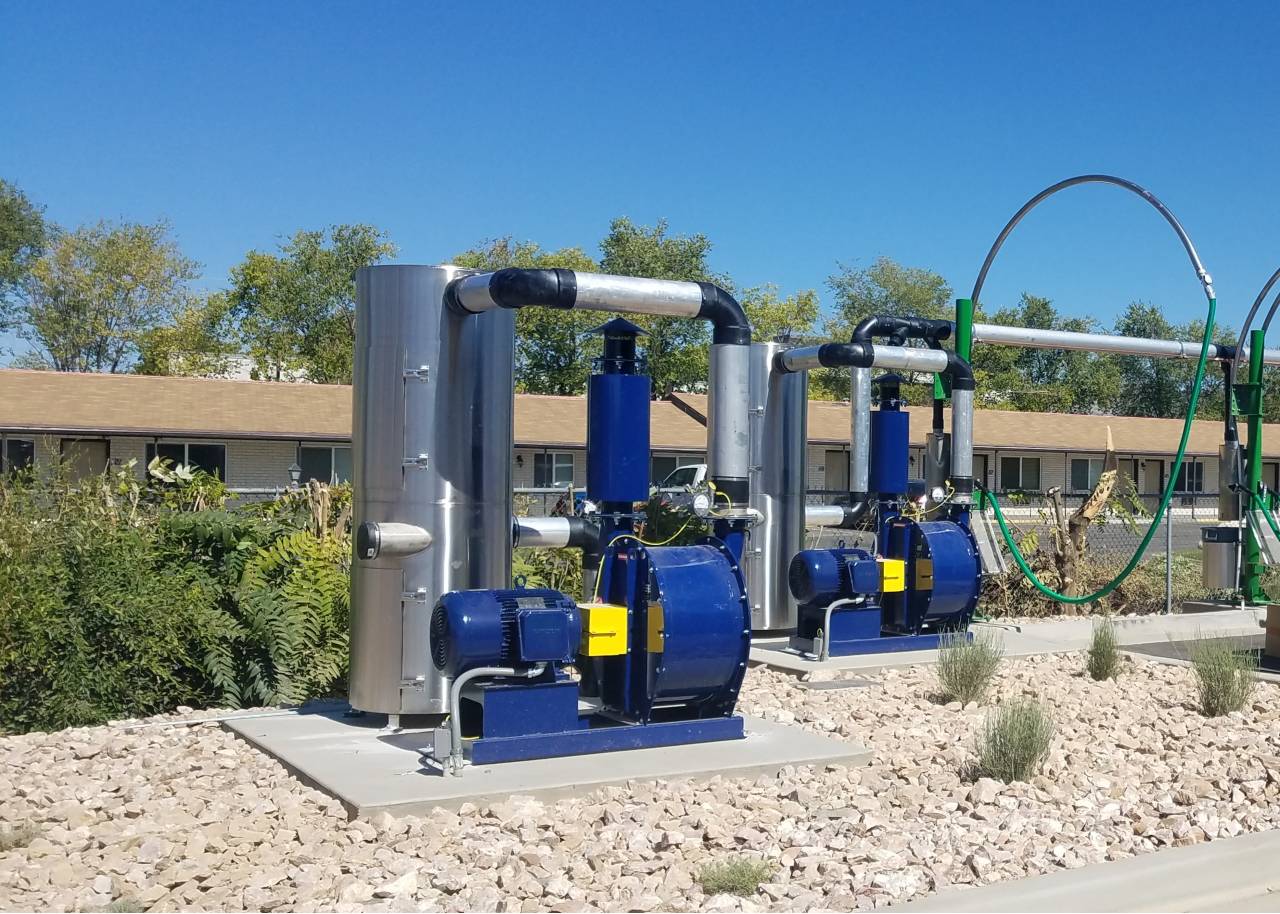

350,264,515,716
745,341,808,630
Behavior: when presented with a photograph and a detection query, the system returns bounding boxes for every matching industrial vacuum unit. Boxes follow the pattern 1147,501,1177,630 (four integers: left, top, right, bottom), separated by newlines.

771,326,988,658
786,375,979,656
351,264,755,772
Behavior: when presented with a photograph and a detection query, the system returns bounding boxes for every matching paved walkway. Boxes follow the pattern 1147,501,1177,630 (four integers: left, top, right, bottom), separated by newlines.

750,607,1267,677
888,828,1280,912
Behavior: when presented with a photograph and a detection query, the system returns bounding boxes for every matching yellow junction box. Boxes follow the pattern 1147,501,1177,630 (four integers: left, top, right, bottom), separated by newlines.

578,602,629,656
878,558,906,593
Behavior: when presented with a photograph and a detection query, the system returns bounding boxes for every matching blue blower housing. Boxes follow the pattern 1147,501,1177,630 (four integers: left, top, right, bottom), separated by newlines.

431,588,581,678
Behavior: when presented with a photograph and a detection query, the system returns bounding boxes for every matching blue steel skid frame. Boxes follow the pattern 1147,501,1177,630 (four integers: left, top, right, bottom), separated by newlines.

467,715,745,765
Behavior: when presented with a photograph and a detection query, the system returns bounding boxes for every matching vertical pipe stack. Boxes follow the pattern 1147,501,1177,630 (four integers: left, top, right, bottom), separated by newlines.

350,265,515,716
745,341,808,630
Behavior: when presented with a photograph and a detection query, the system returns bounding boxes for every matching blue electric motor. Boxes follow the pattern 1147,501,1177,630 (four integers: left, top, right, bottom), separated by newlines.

788,546,882,605
431,588,581,678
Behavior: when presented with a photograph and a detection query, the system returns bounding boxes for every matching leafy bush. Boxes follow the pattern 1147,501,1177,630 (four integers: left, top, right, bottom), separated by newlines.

0,463,351,733
1189,636,1257,717
936,630,1004,705
974,698,1055,782
697,857,773,897
1087,617,1121,680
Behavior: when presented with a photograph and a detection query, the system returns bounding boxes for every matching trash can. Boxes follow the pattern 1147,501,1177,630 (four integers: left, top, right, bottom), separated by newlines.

1201,524,1240,591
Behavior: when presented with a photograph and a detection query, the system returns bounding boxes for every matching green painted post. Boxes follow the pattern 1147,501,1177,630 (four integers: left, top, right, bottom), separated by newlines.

955,298,974,362
1244,328,1266,604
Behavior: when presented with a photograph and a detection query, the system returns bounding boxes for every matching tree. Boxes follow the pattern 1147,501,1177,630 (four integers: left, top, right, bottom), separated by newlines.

1108,302,1233,419
811,256,954,402
1,180,49,299
740,284,819,344
973,293,1121,413
599,218,722,397
229,225,395,383
18,220,198,373
135,291,239,377
451,238,601,394
827,256,953,333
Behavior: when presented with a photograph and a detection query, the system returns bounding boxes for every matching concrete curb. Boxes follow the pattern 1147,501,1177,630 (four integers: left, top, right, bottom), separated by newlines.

887,829,1280,912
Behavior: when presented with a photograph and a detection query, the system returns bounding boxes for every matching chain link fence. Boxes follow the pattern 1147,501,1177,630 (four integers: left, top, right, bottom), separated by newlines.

517,486,1227,615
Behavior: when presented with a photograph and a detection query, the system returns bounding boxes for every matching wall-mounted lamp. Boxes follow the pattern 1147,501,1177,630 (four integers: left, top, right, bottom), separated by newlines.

287,462,302,488
516,454,524,468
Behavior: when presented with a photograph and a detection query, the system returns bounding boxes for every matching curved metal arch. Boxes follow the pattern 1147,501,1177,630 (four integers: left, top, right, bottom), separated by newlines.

1237,265,1280,375
970,174,1215,306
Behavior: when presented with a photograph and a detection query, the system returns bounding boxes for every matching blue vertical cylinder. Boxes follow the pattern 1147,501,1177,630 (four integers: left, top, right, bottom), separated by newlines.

870,406,909,496
588,372,651,504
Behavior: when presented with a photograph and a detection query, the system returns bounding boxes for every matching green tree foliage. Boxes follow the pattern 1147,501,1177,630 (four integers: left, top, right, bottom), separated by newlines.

812,257,953,401
135,291,239,376
0,179,49,310
739,284,819,344
18,220,198,372
827,256,954,332
452,237,602,394
1109,302,1234,419
599,218,721,397
974,293,1121,412
228,225,395,383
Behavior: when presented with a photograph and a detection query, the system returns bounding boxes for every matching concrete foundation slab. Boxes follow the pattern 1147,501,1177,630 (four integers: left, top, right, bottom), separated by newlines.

749,609,1265,677
888,828,1280,912
225,710,870,818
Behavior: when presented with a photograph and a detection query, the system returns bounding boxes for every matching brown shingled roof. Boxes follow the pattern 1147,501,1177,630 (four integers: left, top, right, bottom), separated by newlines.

0,369,708,449
1,368,1275,456
668,392,1280,457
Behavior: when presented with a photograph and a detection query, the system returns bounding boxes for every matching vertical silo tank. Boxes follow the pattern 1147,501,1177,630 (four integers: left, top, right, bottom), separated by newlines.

349,264,515,716
745,341,808,630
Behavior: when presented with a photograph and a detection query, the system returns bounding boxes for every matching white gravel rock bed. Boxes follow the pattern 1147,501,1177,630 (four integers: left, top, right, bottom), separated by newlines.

2,653,1279,912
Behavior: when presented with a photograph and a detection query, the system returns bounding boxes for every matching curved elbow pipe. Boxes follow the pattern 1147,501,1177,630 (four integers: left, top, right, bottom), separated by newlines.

696,282,752,345
852,315,952,346
448,267,754,507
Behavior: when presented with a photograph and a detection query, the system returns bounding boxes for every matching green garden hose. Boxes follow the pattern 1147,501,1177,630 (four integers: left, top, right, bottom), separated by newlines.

982,298,1218,605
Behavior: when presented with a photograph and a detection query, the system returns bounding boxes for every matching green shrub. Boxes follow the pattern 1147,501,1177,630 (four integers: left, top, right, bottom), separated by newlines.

0,465,351,733
936,630,1004,705
1087,617,1121,680
1189,636,1257,717
697,857,773,897
974,698,1055,782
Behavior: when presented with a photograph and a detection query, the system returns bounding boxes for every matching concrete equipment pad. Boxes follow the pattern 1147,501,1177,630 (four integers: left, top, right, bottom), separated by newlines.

888,828,1280,912
225,709,871,818
750,608,1266,677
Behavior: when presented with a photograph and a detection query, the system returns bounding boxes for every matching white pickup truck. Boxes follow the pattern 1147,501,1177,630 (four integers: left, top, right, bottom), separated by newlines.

653,464,710,511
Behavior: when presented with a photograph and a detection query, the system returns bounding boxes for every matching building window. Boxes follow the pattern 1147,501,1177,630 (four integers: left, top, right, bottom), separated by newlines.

60,439,110,480
299,445,352,484
533,452,575,488
1174,461,1204,493
1000,455,1041,492
3,437,34,473
1070,457,1105,492
651,455,679,484
145,441,226,480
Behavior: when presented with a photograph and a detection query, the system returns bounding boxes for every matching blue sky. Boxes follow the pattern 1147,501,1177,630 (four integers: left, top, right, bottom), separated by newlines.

3,1,1279,352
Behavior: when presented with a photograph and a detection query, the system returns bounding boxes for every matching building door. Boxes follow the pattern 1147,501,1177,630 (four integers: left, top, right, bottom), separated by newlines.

1143,459,1164,496
824,449,848,494
60,439,109,481
974,454,989,489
